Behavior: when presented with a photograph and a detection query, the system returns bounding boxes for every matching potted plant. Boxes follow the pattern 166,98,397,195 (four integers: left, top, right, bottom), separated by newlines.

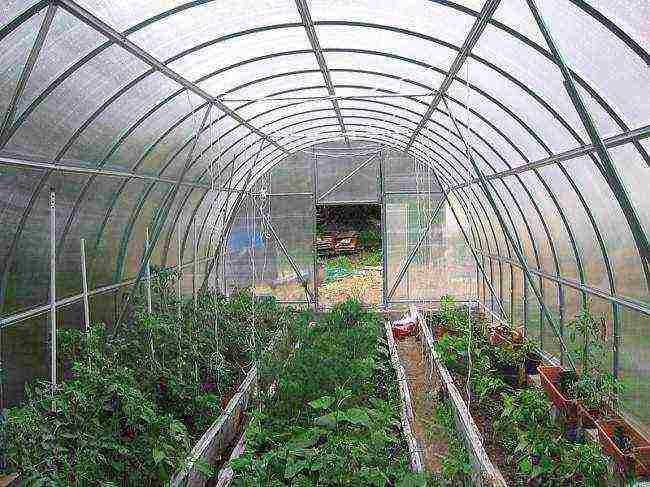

595,418,650,477
564,307,624,428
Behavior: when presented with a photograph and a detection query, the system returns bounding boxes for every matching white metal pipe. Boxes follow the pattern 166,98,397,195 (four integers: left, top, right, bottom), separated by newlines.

193,219,198,310
80,238,90,330
145,228,152,314
49,189,56,392
177,221,182,318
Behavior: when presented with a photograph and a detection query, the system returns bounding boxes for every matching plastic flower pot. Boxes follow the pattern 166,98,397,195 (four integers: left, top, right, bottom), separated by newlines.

595,418,650,477
537,365,578,419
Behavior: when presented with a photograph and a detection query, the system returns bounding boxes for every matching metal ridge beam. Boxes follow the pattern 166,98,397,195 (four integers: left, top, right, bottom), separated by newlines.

294,0,349,145
405,0,501,149
55,0,288,154
449,124,650,190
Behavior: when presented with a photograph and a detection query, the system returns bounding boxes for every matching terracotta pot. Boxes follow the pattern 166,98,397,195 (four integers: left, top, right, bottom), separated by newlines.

538,365,578,419
0,474,19,487
595,418,650,477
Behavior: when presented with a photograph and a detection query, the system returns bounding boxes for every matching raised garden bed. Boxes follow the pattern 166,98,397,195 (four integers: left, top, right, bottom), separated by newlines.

0,279,303,486
424,297,613,486
219,300,425,485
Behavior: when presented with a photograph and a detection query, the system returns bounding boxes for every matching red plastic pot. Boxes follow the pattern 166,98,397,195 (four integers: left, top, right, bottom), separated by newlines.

595,418,650,477
537,365,578,419
392,320,416,339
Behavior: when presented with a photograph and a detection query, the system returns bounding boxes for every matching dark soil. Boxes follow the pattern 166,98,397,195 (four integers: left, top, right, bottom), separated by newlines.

395,334,450,475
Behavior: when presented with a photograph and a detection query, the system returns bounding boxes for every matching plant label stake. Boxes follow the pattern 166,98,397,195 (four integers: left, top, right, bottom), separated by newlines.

49,188,56,393
80,238,90,330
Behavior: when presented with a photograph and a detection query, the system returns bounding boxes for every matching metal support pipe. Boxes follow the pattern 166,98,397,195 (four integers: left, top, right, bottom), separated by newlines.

80,238,90,330
49,188,56,392
379,151,389,306
145,228,152,314
193,219,198,310
312,148,319,309
317,152,379,201
386,198,445,301
177,221,182,318
441,96,573,366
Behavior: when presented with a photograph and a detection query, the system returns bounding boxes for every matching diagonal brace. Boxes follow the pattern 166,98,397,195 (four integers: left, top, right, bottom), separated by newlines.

386,197,445,301
251,196,317,304
317,152,379,201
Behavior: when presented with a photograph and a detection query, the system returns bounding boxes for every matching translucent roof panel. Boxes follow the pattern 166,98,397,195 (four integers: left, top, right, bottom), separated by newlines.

310,0,478,50
315,24,459,77
164,27,312,84
537,0,650,129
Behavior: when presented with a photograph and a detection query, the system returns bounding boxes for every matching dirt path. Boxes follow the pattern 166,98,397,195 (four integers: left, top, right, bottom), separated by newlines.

395,334,449,475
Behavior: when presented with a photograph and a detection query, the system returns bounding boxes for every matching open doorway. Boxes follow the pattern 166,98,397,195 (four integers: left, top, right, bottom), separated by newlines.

315,203,383,306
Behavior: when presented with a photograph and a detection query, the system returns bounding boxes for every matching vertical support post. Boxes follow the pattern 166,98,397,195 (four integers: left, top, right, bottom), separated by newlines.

193,218,198,310
312,148,319,310
49,188,56,392
523,272,529,336
380,150,389,308
539,277,545,349
559,284,565,364
510,265,514,326
80,238,90,330
612,303,620,378
145,228,152,314
177,220,182,318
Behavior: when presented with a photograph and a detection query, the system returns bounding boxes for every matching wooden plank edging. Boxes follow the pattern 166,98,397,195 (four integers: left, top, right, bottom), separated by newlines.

171,324,290,486
416,312,508,487
384,320,425,473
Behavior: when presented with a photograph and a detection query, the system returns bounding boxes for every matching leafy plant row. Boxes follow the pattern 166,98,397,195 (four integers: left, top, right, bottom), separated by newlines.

1,268,306,486
429,296,611,486
228,300,423,486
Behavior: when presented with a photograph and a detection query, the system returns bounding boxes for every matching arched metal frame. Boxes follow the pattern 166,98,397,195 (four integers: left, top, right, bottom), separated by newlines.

0,0,648,413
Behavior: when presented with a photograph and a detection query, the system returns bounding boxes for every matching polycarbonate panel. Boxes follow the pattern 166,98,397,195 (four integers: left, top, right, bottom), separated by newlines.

196,53,320,97
537,0,649,129
608,144,650,241
16,9,108,117
338,99,423,125
91,179,149,288
2,314,48,407
311,0,475,52
0,1,41,30
121,182,174,282
620,308,650,425
224,194,313,303
316,24,457,75
325,51,444,92
65,73,188,168
517,171,578,280
164,26,311,80
564,156,648,301
125,100,214,178
540,278,563,359
473,22,591,141
248,101,335,130
445,195,478,302
0,10,42,121
500,174,556,274
316,149,380,203
6,44,151,160
538,163,609,288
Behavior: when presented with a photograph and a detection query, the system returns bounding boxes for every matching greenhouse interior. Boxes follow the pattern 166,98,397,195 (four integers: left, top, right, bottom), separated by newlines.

0,0,648,485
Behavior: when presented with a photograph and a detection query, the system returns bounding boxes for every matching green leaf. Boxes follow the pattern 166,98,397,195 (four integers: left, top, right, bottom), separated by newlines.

339,407,371,427
315,413,337,429
308,395,335,410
